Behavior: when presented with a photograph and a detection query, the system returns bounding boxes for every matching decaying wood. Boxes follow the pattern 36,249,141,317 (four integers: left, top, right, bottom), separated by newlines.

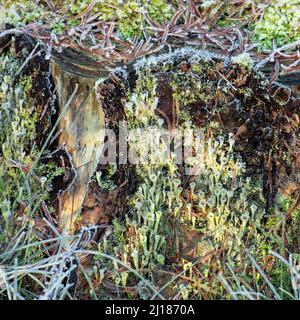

99,48,300,207
52,62,105,233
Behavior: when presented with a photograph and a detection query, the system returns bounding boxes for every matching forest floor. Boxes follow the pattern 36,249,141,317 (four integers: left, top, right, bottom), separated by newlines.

0,0,300,300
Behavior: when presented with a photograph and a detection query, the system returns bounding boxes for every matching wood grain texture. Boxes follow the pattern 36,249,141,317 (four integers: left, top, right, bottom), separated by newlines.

52,62,105,233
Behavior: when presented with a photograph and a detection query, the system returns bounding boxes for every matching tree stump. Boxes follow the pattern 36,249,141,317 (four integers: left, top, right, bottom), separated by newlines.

52,61,105,233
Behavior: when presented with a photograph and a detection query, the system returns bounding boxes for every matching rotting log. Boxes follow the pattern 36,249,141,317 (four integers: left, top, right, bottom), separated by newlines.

52,62,105,234
52,46,299,236
98,48,300,210
2,30,298,235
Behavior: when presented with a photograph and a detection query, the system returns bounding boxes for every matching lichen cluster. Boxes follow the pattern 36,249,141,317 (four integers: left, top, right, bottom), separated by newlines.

0,40,62,244
1,0,300,297
93,48,300,299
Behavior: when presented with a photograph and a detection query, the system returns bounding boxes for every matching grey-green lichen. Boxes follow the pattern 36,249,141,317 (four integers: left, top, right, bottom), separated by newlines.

232,53,254,69
0,45,62,243
94,48,299,299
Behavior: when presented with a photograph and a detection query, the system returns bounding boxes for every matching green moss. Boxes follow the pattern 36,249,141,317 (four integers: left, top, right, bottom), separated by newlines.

2,0,174,39
253,0,300,50
1,1,44,25
50,17,66,35
95,164,117,192
66,0,174,38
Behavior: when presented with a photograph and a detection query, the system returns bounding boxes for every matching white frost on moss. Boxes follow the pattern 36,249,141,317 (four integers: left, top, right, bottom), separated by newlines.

133,47,225,72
